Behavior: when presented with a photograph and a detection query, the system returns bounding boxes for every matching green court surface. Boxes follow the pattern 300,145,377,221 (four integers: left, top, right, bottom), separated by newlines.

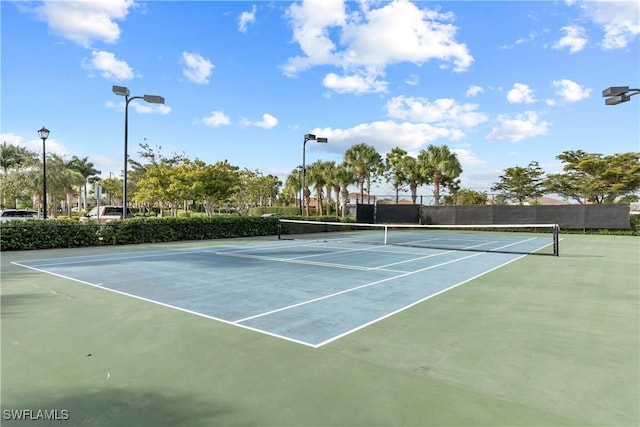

1,234,638,426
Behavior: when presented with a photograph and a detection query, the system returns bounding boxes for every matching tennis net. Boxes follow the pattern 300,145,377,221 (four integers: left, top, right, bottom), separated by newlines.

278,219,560,256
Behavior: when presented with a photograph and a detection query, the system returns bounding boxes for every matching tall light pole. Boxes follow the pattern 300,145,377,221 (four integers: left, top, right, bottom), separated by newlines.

112,85,165,220
602,86,640,105
302,133,328,216
37,127,50,219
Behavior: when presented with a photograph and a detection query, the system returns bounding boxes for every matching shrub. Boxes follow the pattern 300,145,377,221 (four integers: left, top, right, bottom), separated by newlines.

0,216,279,251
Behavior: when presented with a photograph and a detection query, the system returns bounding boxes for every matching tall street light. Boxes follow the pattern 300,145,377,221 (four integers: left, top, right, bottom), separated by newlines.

302,133,328,216
37,127,50,219
602,86,640,105
112,85,165,219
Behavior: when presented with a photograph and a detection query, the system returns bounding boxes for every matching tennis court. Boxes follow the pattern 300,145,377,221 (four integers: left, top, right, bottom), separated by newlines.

10,227,549,347
2,231,638,426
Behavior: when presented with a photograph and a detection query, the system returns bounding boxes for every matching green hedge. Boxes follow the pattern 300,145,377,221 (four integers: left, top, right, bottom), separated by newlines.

0,216,279,251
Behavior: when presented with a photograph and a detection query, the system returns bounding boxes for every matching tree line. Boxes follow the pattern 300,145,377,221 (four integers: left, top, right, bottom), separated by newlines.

0,140,638,218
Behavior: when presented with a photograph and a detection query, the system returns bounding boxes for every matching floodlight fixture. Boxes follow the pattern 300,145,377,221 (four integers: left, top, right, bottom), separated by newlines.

143,94,165,104
602,86,640,106
301,133,329,216
112,85,165,219
602,86,629,98
605,95,630,106
112,85,130,97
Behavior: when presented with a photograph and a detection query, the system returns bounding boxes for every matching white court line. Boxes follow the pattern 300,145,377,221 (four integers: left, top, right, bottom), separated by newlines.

11,236,556,349
232,250,487,324
315,252,530,347
13,239,305,268
10,261,318,348
214,251,408,273
234,237,551,327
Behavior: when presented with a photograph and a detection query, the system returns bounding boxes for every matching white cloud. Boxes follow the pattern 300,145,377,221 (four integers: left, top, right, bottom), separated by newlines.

283,0,347,75
311,120,466,157
385,96,488,129
284,0,473,93
243,113,278,129
32,0,134,48
202,111,231,127
507,83,536,104
452,144,485,167
0,133,23,147
466,85,484,97
132,103,171,114
24,137,70,159
552,25,587,53
404,74,419,86
182,52,214,84
82,50,134,81
339,1,473,71
578,1,640,50
238,5,257,33
322,72,388,94
552,79,591,102
486,111,550,142
255,113,278,129
501,31,537,50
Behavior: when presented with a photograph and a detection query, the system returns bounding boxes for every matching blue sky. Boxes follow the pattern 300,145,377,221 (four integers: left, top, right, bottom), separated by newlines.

2,0,639,197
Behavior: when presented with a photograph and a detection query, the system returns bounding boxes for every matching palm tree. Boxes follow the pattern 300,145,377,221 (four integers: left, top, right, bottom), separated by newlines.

0,142,36,175
385,147,411,203
319,161,337,215
68,156,101,210
283,167,303,209
306,160,328,216
46,155,84,217
404,156,422,204
344,143,383,204
417,145,462,206
333,162,357,217
0,142,38,208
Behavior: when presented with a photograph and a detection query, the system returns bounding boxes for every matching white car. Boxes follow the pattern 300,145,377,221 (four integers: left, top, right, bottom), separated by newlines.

79,206,133,224
0,209,40,222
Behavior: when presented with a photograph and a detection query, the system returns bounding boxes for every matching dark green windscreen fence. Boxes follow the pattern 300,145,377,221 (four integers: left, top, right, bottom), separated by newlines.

358,203,631,229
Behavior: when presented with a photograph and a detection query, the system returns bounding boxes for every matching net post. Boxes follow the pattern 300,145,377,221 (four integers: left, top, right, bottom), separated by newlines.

384,225,388,245
553,224,560,256
277,220,282,240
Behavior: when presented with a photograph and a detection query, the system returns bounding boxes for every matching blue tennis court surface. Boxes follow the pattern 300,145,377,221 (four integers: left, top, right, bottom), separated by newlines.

12,238,549,347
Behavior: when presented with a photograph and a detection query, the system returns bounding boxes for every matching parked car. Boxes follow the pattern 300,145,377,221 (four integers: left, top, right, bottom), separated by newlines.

0,209,40,222
79,206,134,224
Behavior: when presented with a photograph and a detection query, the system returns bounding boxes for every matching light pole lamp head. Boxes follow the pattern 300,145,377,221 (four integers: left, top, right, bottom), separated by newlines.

602,86,629,97
605,95,630,105
38,127,50,140
143,94,165,104
112,85,130,97
304,133,316,141
316,137,328,143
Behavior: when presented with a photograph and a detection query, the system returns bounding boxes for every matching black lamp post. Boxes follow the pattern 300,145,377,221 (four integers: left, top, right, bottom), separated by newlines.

112,85,165,219
37,127,50,219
